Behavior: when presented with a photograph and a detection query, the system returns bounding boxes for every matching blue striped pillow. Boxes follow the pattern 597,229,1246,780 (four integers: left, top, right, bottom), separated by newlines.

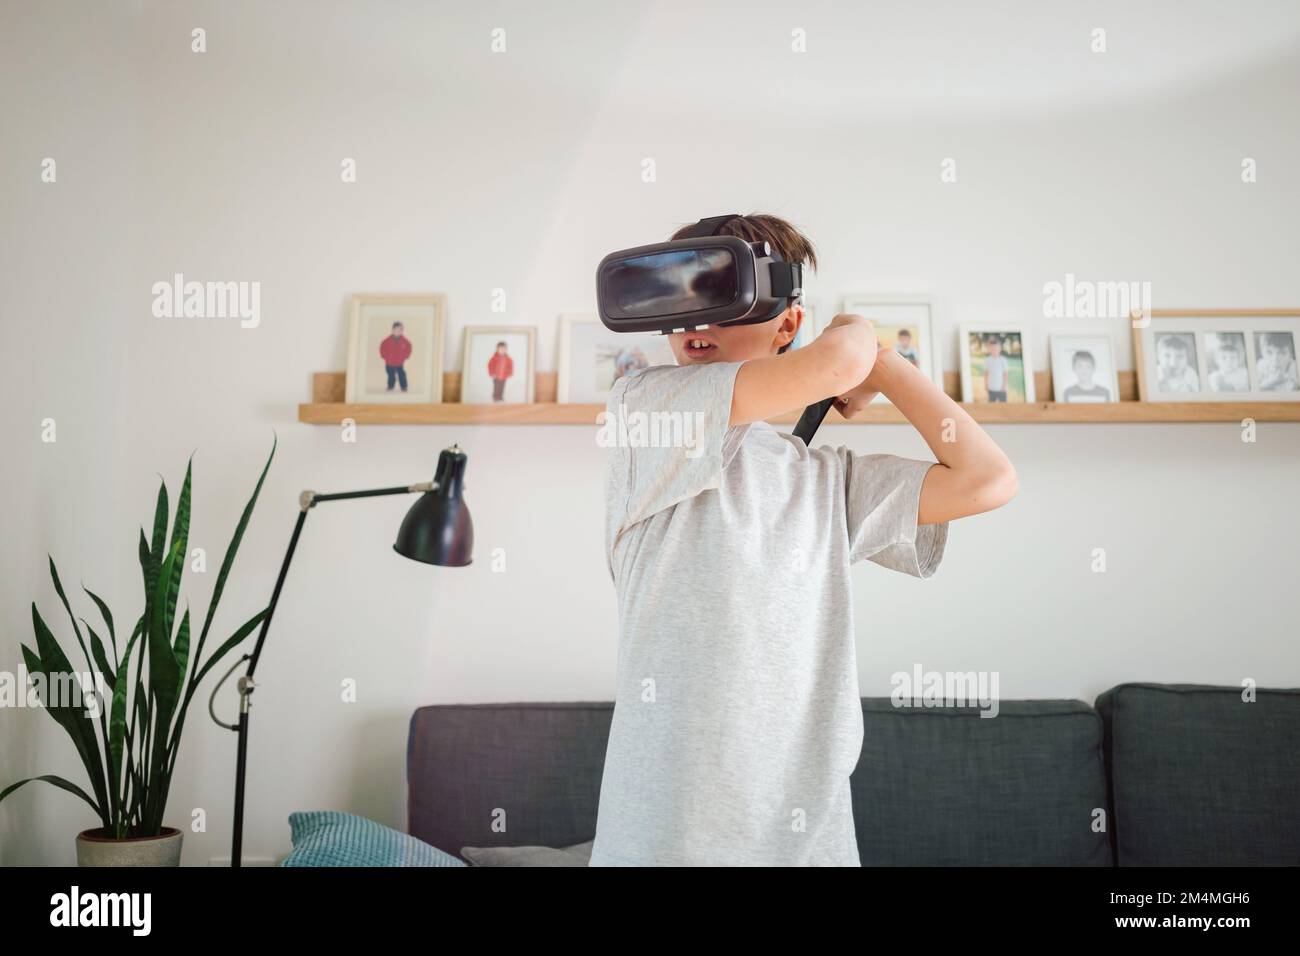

282,811,466,867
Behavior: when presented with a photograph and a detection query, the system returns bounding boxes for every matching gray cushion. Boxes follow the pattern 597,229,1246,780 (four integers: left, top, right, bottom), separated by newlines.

460,840,594,867
408,702,612,861
852,699,1111,865
1097,682,1300,865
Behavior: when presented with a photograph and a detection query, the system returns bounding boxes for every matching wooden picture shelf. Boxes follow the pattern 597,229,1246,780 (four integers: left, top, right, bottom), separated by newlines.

298,370,1300,425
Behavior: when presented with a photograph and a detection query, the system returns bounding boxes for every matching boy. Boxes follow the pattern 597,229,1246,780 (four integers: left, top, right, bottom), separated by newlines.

1207,335,1249,392
894,328,920,367
380,321,412,392
983,335,1010,401
591,213,1017,866
1255,332,1298,392
1156,334,1200,392
1061,349,1111,402
487,340,514,402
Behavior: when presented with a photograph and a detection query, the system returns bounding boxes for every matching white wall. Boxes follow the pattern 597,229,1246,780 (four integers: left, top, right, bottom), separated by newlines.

2,0,1298,865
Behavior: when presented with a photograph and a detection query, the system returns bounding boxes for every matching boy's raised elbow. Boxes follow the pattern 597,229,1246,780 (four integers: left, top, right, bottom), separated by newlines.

981,461,1018,510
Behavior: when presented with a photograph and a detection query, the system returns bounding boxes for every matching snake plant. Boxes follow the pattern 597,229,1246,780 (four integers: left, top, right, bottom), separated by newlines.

0,440,275,838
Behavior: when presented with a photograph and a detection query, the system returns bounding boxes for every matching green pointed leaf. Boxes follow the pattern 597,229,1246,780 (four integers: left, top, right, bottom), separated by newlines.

48,557,98,697
148,541,184,721
108,619,143,798
23,618,109,826
191,609,266,690
173,610,191,692
196,437,275,656
82,586,118,669
0,774,101,817
81,618,116,692
151,478,169,568
171,457,192,561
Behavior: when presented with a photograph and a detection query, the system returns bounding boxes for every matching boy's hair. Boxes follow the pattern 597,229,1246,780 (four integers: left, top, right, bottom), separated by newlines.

1072,349,1095,367
897,329,912,339
1159,335,1190,354
392,321,403,330
1260,332,1294,355
670,213,817,354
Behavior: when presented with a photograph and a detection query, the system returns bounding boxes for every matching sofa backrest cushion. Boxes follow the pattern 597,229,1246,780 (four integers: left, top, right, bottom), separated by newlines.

1096,682,1300,865
853,698,1112,865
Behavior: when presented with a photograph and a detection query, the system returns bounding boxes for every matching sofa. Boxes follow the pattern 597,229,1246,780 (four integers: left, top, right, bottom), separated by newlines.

405,683,1300,865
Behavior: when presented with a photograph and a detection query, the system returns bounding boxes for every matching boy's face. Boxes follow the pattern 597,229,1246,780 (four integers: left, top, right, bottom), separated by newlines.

1073,356,1095,385
668,305,801,365
1217,346,1240,371
1261,342,1282,363
495,344,507,354
392,324,404,337
1159,343,1186,369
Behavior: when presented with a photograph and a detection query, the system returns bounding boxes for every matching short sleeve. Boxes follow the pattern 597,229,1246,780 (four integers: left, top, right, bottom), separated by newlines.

840,451,948,577
604,361,748,544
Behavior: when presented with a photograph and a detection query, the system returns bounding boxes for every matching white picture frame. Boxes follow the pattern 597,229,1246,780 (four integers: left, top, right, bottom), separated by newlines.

1133,311,1300,402
460,325,536,404
345,294,445,404
556,313,675,404
1049,334,1120,403
959,324,1036,403
841,295,942,402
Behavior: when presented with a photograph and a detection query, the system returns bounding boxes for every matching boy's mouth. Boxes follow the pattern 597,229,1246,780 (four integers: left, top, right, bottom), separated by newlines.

683,336,718,358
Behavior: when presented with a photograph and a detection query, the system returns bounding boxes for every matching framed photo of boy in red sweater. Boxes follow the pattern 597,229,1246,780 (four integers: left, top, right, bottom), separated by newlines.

461,325,536,403
345,293,446,403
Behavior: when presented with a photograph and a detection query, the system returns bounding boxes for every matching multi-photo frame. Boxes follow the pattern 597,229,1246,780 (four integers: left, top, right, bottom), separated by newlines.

1133,310,1300,402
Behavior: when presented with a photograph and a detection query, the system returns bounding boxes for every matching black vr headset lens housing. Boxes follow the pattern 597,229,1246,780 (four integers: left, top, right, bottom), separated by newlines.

596,223,802,335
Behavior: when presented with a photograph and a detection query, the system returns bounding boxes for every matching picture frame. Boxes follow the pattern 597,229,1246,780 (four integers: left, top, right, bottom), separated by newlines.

1132,310,1300,403
345,294,446,404
1049,333,1120,404
556,313,675,404
959,324,1036,403
841,295,942,401
460,325,537,404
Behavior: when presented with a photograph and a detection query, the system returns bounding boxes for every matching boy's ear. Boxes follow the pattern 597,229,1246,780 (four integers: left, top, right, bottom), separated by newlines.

775,304,802,348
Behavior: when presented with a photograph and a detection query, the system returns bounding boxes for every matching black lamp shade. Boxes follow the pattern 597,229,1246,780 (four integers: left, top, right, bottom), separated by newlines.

394,446,473,566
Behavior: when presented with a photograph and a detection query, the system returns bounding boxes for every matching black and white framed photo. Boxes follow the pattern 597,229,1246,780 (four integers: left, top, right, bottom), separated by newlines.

1133,311,1300,402
1050,334,1119,403
556,313,674,404
460,325,536,403
345,294,446,403
959,324,1035,403
841,295,942,401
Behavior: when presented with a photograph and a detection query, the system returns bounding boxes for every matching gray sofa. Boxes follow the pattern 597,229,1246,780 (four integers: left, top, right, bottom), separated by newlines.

406,683,1300,866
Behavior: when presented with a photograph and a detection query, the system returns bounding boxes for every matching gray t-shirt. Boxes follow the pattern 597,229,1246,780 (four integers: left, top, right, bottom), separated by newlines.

591,360,948,866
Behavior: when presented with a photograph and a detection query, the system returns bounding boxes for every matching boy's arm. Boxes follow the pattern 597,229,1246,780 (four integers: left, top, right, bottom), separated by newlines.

839,349,1017,524
729,314,877,427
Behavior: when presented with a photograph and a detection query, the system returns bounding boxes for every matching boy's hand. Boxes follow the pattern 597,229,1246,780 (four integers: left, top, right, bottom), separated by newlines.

835,346,896,417
821,314,879,419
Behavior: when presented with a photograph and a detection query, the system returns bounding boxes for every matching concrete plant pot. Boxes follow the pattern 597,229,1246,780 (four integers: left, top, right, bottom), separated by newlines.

75,827,183,867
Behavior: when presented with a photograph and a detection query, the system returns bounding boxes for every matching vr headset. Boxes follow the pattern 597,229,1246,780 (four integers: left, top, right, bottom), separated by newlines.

594,214,834,444
595,214,803,335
